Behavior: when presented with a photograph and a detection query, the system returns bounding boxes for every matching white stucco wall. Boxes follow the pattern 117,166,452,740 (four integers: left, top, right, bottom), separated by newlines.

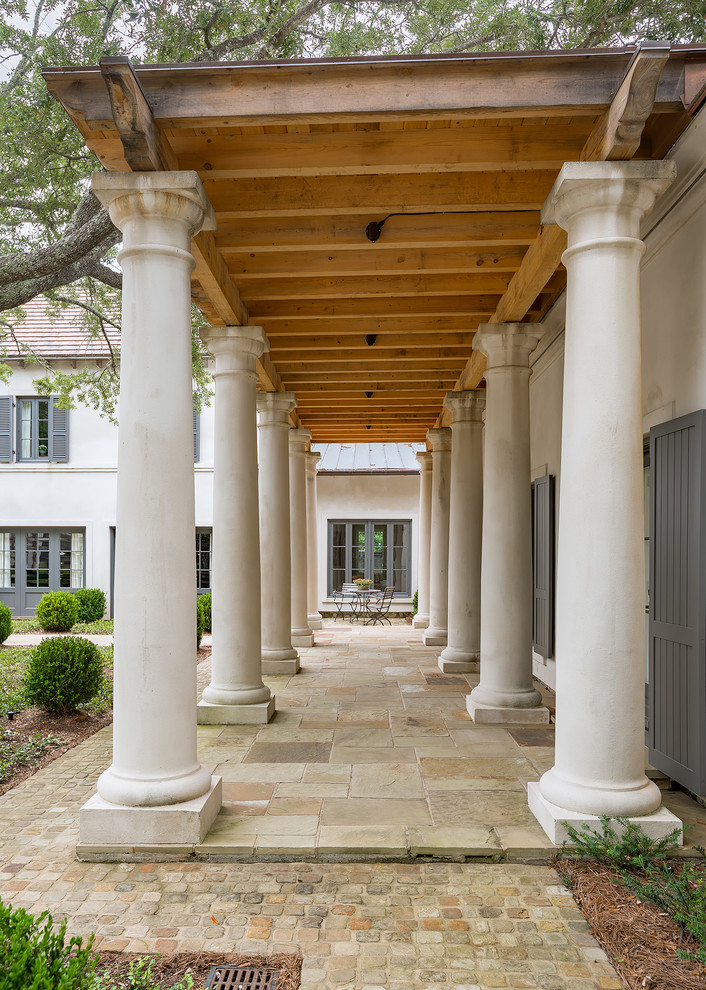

315,471,420,613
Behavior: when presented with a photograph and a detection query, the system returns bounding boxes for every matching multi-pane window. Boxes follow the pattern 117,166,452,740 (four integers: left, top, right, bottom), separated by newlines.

59,532,84,588
0,533,15,588
11,396,69,463
26,532,50,588
327,520,411,596
196,529,212,591
20,398,50,460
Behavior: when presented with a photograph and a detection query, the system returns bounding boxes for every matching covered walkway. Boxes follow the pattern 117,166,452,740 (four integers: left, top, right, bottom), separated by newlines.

74,620,705,863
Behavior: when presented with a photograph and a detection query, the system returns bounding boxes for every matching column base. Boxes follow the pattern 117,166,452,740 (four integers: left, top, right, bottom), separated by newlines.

308,612,323,629
527,782,683,845
262,657,300,675
423,626,448,647
197,697,275,725
78,776,222,848
439,657,478,674
292,630,315,647
412,613,429,629
467,696,550,724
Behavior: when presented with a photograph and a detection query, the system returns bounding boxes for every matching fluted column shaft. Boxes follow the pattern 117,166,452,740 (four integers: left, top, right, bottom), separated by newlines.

422,428,452,647
439,392,485,672
199,327,274,724
530,162,679,838
290,428,314,647
468,323,547,722
306,451,323,629
88,172,217,832
412,452,432,630
257,392,300,674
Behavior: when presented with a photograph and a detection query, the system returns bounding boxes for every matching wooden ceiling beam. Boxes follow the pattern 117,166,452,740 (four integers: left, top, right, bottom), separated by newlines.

253,295,541,321
224,245,527,279
440,43,673,423
262,316,480,336
203,171,558,218
269,332,474,350
173,124,593,178
283,371,459,384
240,273,516,301
217,211,540,252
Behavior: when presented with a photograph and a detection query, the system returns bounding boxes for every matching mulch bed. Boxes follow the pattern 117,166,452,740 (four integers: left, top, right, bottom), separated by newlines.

97,951,301,989
0,644,211,798
555,858,706,990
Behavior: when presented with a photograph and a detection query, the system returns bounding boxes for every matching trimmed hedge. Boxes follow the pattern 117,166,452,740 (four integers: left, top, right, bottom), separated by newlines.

35,591,78,632
0,603,11,645
24,636,104,713
73,588,106,624
199,591,212,633
197,596,206,649
0,898,97,990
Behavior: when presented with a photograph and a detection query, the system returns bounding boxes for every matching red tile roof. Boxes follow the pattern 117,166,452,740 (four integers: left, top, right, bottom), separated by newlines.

2,296,120,359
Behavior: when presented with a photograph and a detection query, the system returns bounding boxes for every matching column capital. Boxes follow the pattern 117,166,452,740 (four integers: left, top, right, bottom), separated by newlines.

289,427,312,452
542,161,676,231
416,451,432,472
473,322,544,370
200,326,269,370
257,391,297,425
92,170,216,234
426,427,452,453
444,390,486,423
305,450,322,476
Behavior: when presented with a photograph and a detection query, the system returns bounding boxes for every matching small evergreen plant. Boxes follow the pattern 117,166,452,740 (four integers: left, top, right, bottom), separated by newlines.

0,603,11,645
73,588,106,624
35,590,78,632
562,815,683,870
412,590,418,617
199,592,211,632
196,597,206,649
25,636,104,713
0,898,97,990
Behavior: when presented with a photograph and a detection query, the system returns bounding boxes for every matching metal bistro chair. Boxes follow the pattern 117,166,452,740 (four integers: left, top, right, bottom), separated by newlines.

332,583,359,621
363,586,395,625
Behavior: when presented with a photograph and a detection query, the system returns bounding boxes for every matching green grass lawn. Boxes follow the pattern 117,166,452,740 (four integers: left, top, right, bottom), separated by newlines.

10,618,114,635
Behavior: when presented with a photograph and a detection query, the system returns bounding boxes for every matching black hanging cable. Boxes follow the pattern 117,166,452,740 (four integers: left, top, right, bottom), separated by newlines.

365,208,539,242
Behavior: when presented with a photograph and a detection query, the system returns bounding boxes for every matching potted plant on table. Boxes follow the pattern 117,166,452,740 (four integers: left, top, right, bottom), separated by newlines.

353,577,372,591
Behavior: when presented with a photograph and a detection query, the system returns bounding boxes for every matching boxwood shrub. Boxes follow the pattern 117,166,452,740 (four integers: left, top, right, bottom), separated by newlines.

0,898,97,990
25,636,104,713
35,591,78,633
197,596,206,649
199,592,212,633
0,603,11,645
73,588,106,624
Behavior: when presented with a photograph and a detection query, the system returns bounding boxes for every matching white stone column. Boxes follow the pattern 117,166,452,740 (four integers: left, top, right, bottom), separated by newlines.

257,392,300,675
439,391,485,673
468,323,549,724
306,451,323,630
290,428,315,647
422,428,452,647
412,452,432,630
199,327,275,724
528,161,681,843
81,172,220,847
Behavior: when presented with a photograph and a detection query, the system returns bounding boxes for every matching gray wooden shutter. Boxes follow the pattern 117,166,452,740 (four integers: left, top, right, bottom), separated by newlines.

0,396,13,462
193,409,200,462
649,410,706,794
532,474,555,659
50,397,69,462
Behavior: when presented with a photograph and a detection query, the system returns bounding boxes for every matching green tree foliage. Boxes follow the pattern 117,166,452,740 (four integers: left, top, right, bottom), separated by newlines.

1,0,704,416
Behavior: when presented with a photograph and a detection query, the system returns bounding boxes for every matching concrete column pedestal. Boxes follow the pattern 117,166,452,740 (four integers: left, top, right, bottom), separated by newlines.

257,393,300,675
468,323,549,724
290,429,315,647
413,452,432,629
198,326,275,724
423,428,452,647
80,171,221,849
439,391,485,673
530,161,682,842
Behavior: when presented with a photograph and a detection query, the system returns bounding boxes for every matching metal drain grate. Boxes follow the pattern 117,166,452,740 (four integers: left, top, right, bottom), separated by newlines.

205,966,279,989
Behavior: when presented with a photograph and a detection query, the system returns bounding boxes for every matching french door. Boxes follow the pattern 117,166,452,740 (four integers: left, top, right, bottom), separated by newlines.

328,520,410,596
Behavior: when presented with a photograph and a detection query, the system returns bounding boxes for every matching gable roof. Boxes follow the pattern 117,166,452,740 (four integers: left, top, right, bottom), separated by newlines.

1,297,120,360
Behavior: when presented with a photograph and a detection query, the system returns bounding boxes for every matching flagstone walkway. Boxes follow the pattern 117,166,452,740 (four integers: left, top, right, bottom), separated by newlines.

1,618,699,988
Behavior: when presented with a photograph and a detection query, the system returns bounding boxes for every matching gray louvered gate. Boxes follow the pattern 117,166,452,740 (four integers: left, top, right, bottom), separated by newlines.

532,474,555,659
648,410,706,795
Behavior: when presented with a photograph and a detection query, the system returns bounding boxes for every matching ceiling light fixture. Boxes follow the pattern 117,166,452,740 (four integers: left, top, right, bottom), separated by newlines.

364,208,538,243
365,334,377,346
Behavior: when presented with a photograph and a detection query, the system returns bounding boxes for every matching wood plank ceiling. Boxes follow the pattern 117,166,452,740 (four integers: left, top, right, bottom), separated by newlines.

44,46,706,442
